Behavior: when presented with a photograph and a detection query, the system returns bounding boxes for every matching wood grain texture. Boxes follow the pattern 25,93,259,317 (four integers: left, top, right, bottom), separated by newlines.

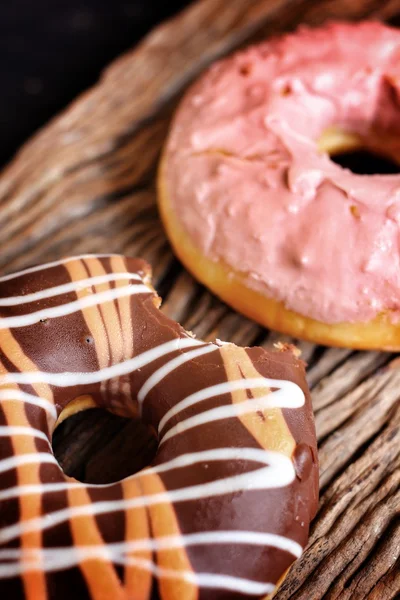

1,0,400,598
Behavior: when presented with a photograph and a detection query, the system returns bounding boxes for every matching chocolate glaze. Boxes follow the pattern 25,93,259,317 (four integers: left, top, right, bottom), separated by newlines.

0,254,318,599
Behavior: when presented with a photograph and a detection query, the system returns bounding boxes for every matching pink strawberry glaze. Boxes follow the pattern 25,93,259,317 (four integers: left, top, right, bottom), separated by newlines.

164,21,400,324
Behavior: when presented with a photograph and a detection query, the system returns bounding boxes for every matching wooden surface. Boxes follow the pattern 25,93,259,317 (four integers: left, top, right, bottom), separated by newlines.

1,0,400,598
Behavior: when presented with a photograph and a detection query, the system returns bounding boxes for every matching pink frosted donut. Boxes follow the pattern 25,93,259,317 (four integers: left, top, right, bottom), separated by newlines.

159,21,400,349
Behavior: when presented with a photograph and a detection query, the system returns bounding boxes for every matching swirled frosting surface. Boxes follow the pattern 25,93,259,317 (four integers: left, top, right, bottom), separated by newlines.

164,21,400,324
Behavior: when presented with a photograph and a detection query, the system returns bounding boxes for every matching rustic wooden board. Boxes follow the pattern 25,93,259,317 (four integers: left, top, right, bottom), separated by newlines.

1,0,400,598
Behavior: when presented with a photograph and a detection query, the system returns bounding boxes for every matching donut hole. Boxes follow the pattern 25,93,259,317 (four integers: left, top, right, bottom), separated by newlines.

52,408,158,484
330,148,400,175
319,127,400,175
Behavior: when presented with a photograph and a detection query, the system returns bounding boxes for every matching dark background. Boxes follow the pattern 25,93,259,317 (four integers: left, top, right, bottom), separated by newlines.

0,0,190,167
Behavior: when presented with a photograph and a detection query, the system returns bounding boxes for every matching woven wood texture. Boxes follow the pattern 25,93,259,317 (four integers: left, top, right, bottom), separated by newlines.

1,1,400,598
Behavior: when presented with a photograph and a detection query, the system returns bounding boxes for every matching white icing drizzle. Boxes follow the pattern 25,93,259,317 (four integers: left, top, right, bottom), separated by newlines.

0,337,203,387
0,554,275,596
159,390,304,445
159,377,304,434
0,390,57,419
0,426,49,444
137,344,217,405
0,447,294,544
0,284,151,329
0,481,110,502
0,530,301,560
0,273,142,306
0,453,57,475
0,254,120,283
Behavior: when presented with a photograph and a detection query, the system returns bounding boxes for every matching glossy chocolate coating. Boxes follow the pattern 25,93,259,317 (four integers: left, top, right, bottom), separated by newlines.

0,255,318,599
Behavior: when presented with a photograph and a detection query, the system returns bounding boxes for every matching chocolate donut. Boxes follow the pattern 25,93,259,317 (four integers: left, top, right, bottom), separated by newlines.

0,254,318,599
